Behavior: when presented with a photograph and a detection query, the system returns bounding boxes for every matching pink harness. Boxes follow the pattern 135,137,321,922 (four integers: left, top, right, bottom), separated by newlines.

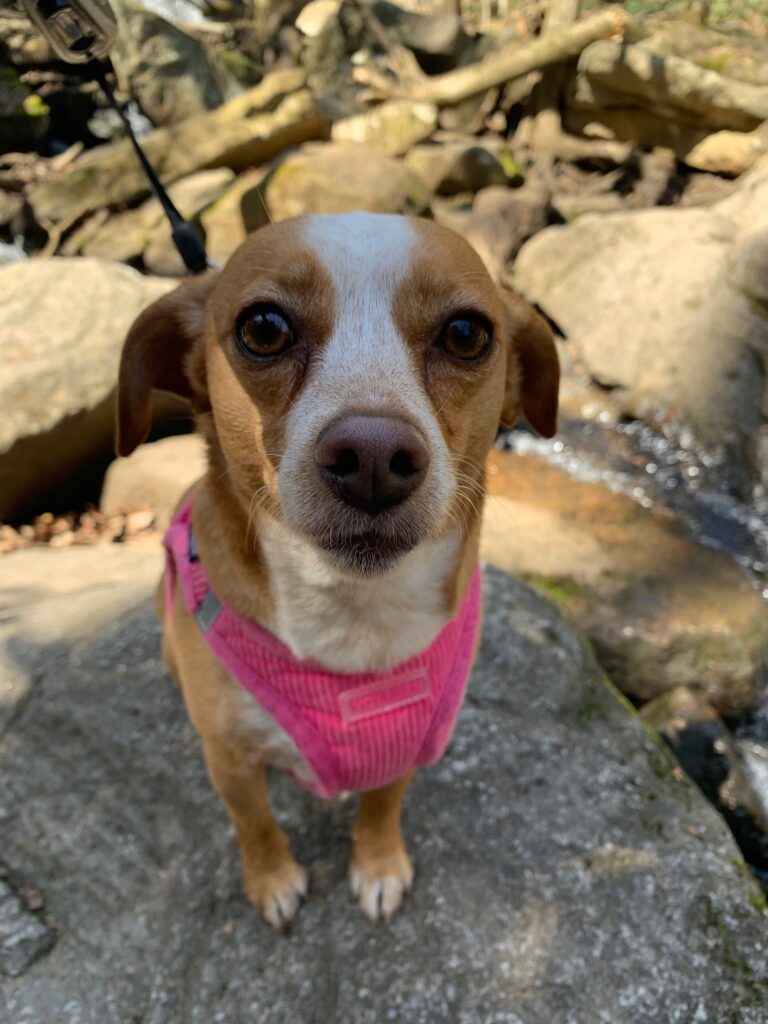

164,498,482,798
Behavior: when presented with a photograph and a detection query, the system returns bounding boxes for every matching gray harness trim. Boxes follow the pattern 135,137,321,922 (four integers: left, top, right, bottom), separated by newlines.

188,526,221,631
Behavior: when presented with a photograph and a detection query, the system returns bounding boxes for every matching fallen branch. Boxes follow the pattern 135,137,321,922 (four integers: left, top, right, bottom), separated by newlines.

409,5,630,107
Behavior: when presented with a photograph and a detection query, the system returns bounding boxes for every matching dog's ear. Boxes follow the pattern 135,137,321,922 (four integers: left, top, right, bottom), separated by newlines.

116,272,217,457
499,289,560,438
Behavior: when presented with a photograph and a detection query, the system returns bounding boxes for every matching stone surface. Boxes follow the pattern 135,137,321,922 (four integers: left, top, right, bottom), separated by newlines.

101,434,206,528
264,141,430,220
369,0,469,71
513,157,768,485
481,449,768,717
64,168,234,270
404,139,514,194
28,69,327,225
0,258,175,522
684,125,768,177
576,39,768,133
0,879,55,979
331,100,438,157
434,181,550,281
111,0,224,127
199,167,271,267
1,546,766,1019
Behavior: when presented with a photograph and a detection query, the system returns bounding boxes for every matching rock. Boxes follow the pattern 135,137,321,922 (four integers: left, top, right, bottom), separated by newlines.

64,168,234,271
513,157,768,487
295,0,341,38
264,142,430,220
198,167,271,267
29,68,328,226
101,434,206,529
481,449,768,717
576,40,768,133
434,181,550,281
331,100,438,158
684,124,768,177
0,258,177,522
0,878,55,978
404,138,515,194
0,542,164,733
110,0,224,127
1,546,767,1019
368,0,470,72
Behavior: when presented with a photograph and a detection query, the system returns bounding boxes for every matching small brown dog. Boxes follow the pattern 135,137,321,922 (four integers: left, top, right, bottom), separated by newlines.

117,212,558,927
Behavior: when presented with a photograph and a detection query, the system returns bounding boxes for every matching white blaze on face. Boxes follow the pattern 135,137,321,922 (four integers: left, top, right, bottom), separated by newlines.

278,212,455,538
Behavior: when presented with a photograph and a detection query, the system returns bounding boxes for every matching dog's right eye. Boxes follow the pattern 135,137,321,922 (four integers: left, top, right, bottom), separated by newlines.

236,306,295,359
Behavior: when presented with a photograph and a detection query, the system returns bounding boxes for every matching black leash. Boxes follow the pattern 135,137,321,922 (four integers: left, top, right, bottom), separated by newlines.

89,59,212,275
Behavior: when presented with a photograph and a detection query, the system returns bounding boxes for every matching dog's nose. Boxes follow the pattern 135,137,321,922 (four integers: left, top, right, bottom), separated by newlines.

315,414,429,514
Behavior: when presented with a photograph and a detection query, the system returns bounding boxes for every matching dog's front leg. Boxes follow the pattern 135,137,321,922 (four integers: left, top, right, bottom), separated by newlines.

349,772,414,922
202,740,308,929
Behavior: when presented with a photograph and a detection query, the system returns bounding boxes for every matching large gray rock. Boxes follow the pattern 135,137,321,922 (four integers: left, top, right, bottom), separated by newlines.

1,544,766,1020
0,258,176,522
514,157,768,490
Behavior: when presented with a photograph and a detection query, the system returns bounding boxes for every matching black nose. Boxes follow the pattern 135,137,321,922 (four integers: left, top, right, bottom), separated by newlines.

315,415,430,514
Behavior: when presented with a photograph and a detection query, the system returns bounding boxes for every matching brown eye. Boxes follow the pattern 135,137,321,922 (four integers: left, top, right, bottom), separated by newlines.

439,315,493,361
236,306,295,359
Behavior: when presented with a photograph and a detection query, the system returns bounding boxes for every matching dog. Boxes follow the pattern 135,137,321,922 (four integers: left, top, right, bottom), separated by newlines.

116,211,559,928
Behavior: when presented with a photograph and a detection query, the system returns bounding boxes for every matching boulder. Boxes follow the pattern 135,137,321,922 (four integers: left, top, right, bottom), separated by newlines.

434,181,550,280
1,545,766,1018
0,258,176,522
404,138,515,194
576,39,768,133
110,0,224,127
295,0,341,38
481,449,768,717
264,141,430,220
331,100,438,157
63,168,234,272
513,157,768,489
368,0,470,72
684,124,768,177
29,69,328,225
198,168,271,267
101,434,206,529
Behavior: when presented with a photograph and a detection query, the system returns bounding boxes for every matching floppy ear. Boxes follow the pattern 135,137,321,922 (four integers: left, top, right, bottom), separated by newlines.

116,272,217,457
499,289,560,438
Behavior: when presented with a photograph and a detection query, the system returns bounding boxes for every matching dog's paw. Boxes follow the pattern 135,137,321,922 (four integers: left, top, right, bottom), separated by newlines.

245,857,309,930
349,845,413,923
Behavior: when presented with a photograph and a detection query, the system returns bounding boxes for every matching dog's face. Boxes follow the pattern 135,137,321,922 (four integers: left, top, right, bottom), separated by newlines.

118,213,558,575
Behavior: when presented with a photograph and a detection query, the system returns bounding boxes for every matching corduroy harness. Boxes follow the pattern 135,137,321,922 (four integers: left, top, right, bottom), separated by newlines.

164,498,481,798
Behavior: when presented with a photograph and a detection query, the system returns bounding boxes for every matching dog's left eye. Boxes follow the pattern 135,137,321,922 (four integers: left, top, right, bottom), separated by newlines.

236,306,295,358
439,315,493,361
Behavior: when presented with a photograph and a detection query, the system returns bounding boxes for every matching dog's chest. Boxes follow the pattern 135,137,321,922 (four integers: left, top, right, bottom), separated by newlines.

261,521,460,673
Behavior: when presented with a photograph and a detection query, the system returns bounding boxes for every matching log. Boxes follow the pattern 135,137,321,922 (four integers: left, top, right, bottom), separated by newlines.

410,5,630,107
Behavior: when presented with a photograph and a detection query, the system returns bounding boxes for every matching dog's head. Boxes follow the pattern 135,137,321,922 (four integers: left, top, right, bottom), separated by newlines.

118,212,558,576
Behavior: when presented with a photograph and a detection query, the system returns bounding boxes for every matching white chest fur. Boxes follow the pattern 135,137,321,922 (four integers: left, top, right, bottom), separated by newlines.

259,515,461,673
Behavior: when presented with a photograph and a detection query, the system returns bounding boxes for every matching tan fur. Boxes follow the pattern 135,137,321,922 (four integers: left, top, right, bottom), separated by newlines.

118,214,559,928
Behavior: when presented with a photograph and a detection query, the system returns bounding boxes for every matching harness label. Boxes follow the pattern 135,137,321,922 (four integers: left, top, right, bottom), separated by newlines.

339,670,430,724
